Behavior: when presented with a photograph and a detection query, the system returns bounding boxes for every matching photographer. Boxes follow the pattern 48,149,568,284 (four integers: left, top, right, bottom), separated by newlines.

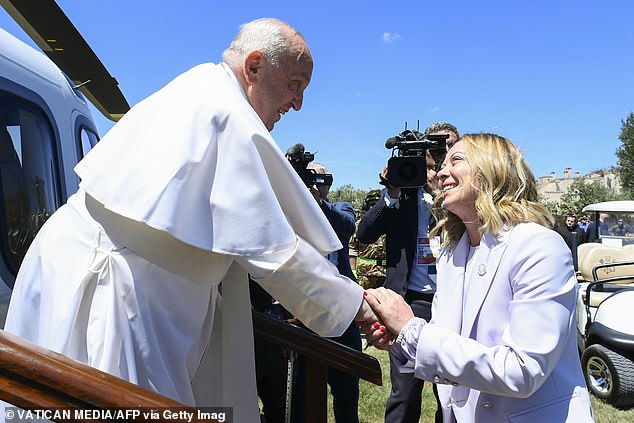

358,122,458,423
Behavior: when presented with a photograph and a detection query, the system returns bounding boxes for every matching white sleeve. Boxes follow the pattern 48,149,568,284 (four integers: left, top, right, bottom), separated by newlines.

237,237,364,337
237,244,296,280
389,317,426,373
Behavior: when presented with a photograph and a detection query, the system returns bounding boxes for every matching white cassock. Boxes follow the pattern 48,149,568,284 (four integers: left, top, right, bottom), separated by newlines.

5,63,364,422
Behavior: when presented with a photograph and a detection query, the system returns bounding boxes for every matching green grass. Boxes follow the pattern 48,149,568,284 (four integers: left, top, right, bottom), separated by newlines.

326,348,634,423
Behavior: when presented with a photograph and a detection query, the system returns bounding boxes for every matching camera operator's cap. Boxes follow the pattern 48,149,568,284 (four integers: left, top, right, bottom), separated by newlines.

365,190,382,203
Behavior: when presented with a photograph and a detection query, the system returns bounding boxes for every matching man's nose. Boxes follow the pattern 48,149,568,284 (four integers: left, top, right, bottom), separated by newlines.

291,91,304,111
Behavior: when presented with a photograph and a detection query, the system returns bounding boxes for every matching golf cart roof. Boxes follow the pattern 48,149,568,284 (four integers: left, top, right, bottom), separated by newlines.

582,201,634,213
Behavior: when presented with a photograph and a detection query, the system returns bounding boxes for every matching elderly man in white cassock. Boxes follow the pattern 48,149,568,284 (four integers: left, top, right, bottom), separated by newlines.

5,18,377,422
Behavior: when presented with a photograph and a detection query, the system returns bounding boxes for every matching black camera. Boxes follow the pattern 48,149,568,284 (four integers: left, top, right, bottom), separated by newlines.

286,143,333,187
384,130,448,188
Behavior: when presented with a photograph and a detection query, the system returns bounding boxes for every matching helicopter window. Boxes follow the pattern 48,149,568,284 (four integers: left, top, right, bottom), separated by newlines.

79,127,99,158
0,94,59,276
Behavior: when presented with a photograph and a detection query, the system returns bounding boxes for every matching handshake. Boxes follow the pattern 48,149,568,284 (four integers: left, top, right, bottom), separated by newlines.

354,288,416,350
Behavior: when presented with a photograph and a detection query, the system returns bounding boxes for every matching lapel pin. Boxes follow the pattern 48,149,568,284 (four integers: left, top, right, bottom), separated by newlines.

477,264,487,276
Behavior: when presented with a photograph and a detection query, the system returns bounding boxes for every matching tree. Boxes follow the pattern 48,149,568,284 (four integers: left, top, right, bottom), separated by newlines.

540,196,564,218
616,112,634,198
328,184,368,213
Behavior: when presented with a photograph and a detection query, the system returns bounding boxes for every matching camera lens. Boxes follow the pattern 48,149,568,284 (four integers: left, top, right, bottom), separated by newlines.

387,156,427,188
397,162,419,182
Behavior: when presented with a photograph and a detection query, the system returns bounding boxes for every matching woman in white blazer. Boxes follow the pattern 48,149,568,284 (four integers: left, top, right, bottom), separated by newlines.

365,133,594,422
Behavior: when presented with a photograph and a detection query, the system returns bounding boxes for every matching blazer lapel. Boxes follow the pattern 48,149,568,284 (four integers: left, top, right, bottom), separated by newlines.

460,229,512,337
434,233,470,331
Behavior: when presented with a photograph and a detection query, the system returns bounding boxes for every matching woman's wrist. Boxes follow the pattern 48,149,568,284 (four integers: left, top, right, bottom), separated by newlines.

390,317,426,367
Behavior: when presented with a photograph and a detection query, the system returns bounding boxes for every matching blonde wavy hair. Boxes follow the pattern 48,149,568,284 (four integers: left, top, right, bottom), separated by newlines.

432,133,554,247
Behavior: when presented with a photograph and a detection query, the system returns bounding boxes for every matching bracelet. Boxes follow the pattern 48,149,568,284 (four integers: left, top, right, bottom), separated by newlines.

393,328,407,349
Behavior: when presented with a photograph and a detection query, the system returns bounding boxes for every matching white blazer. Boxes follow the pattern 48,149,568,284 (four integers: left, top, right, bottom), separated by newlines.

412,222,594,422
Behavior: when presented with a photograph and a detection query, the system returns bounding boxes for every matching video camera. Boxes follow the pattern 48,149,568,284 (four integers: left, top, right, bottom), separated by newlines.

383,129,448,188
286,143,334,187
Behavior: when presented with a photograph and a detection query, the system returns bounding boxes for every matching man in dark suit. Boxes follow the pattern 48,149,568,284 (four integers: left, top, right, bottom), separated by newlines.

358,122,458,423
586,213,609,243
555,213,587,251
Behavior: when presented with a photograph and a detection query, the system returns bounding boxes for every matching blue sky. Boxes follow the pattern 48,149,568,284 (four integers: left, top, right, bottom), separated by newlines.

1,1,633,190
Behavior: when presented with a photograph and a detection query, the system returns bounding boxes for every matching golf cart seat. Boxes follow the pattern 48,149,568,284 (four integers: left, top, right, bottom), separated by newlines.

577,244,634,307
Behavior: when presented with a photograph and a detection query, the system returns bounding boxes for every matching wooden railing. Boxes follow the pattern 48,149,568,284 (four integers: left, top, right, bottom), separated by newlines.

252,310,382,423
0,330,217,422
0,313,381,423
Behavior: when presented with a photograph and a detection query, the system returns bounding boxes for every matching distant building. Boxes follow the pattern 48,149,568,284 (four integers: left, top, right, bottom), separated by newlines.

537,167,622,203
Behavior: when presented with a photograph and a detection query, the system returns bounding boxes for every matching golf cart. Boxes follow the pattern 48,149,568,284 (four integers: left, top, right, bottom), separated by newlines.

576,201,634,409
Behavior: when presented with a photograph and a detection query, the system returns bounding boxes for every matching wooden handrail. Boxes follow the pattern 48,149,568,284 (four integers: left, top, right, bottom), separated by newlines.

252,309,382,385
252,309,382,423
0,330,219,422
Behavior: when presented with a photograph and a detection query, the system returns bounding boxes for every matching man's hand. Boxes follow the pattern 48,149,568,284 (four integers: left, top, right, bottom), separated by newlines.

355,295,396,349
355,297,377,324
380,165,400,199
355,297,380,336
309,185,322,206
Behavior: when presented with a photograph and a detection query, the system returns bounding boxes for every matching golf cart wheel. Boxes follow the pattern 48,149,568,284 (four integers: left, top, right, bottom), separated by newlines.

581,344,634,409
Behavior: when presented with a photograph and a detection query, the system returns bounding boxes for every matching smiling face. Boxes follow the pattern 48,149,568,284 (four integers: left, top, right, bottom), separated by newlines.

244,34,313,131
437,140,479,222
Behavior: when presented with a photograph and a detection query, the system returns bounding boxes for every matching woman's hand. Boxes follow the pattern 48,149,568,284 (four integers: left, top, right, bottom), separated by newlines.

364,288,414,335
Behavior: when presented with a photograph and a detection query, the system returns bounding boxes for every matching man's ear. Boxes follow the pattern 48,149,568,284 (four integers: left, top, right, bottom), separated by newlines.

244,50,264,83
